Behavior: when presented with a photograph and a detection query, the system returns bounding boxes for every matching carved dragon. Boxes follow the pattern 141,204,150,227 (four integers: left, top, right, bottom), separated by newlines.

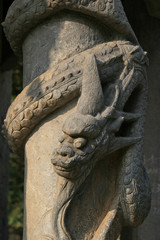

2,0,151,239
47,52,150,240
2,40,151,239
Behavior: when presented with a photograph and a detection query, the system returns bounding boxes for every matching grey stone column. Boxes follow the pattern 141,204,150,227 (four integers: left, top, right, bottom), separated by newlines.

22,12,106,239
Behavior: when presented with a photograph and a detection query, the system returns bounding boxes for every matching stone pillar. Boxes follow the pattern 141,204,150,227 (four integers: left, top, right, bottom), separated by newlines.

3,1,151,239
22,12,107,239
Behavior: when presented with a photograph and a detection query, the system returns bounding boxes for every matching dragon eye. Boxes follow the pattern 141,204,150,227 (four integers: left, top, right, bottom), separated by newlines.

73,138,87,149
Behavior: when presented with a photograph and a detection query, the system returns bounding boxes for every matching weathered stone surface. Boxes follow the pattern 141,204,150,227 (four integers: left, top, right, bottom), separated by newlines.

24,99,77,239
3,1,151,239
22,12,108,87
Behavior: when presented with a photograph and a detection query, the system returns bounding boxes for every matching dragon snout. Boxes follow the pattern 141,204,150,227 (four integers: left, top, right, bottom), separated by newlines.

51,142,75,167
57,144,75,158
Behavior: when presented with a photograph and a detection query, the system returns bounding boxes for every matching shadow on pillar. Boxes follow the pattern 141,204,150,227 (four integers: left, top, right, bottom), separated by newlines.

121,0,160,239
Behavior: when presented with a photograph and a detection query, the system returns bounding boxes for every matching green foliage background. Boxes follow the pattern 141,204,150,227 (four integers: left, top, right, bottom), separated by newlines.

8,62,23,237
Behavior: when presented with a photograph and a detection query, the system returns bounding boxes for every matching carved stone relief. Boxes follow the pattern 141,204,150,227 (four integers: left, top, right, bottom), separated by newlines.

2,0,151,239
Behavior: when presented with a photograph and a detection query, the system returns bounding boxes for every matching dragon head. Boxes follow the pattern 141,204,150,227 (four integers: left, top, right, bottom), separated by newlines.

51,54,141,179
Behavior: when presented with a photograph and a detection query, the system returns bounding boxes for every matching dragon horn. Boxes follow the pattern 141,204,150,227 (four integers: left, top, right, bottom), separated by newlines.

77,54,104,116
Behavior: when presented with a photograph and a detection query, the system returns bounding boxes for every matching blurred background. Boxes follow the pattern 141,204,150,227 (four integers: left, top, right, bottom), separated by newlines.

0,0,160,239
0,1,23,239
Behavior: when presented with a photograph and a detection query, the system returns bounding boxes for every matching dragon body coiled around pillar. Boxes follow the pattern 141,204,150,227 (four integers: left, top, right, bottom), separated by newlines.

2,40,151,239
